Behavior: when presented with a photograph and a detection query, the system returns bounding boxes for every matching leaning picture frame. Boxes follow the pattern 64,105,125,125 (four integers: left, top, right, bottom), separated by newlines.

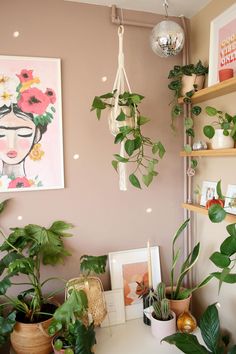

101,289,126,327
109,246,161,321
225,184,236,215
200,181,217,207
208,3,236,86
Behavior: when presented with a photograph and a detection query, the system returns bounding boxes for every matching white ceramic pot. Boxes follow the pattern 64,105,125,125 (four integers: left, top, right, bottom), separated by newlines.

181,74,205,96
211,129,234,149
144,307,176,340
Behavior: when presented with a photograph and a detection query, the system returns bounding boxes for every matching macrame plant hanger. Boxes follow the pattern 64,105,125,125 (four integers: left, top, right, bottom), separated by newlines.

109,25,137,191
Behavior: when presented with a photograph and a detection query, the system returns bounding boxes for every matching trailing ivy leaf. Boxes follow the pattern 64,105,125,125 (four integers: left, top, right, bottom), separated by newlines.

129,174,141,189
199,303,220,353
154,142,165,158
113,154,129,163
184,144,192,153
138,116,150,126
130,94,144,104
142,173,153,187
210,252,231,268
80,255,107,275
116,110,126,121
134,136,142,150
119,126,132,136
162,333,209,353
114,133,124,144
205,106,218,116
186,128,195,137
185,117,194,129
100,92,114,99
172,104,182,117
125,139,135,156
191,106,202,116
191,159,198,169
203,125,215,139
112,160,119,172
208,204,226,223
220,235,236,256
91,96,106,110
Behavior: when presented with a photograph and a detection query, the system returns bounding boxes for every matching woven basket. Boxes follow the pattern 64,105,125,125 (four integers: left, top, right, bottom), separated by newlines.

66,276,107,327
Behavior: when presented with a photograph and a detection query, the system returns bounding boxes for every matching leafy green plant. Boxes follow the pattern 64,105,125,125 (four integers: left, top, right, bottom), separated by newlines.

168,61,208,137
91,91,165,189
0,200,73,346
80,255,107,276
169,219,212,300
49,289,96,354
152,282,172,321
203,106,236,140
163,303,236,354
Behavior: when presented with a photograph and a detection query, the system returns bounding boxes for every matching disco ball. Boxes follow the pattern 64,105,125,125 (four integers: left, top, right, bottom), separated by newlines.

150,20,185,57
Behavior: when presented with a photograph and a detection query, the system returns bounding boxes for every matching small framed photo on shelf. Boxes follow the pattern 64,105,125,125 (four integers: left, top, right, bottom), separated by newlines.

208,3,236,86
200,181,217,206
108,247,161,321
101,289,125,327
225,184,236,215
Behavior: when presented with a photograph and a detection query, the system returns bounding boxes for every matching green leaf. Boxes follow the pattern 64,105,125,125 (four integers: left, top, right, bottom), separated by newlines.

91,96,106,110
111,160,119,172
114,133,124,144
0,252,23,276
203,125,215,139
220,235,236,256
199,304,220,353
216,180,224,200
51,106,56,113
185,117,194,129
191,106,202,116
100,92,114,99
0,311,16,346
0,277,11,295
125,139,135,157
134,136,142,150
142,173,153,187
113,154,129,163
137,116,150,126
205,106,218,116
184,144,192,153
228,345,236,354
191,159,198,169
226,223,236,238
116,110,126,121
212,272,236,283
210,252,231,268
74,321,96,354
80,255,107,275
208,204,226,223
154,142,166,158
129,174,141,189
0,199,9,214
162,333,210,353
50,221,74,236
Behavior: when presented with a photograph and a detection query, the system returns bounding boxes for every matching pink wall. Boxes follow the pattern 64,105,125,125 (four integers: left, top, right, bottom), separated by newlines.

0,0,184,296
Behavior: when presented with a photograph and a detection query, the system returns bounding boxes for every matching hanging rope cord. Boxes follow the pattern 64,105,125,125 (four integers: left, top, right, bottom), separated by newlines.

110,25,138,190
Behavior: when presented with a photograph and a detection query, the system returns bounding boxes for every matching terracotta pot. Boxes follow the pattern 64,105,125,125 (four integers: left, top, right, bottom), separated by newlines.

181,74,205,96
10,317,52,354
211,129,234,149
143,307,176,340
165,287,191,318
219,68,234,82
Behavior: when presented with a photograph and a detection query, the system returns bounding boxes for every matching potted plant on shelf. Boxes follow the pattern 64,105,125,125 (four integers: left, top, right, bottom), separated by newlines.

91,91,165,189
49,288,96,354
0,200,73,354
167,219,213,317
144,282,176,340
203,106,236,149
168,60,208,137
163,303,236,354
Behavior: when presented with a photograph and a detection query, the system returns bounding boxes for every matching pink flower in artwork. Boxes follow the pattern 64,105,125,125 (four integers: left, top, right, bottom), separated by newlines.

45,88,56,104
18,87,50,115
16,69,34,83
8,177,31,189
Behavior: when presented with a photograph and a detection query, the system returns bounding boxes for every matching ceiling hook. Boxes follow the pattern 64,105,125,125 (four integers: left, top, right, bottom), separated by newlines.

163,0,169,18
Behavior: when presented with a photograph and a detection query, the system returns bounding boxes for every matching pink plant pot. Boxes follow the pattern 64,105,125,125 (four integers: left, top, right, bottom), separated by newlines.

219,68,234,82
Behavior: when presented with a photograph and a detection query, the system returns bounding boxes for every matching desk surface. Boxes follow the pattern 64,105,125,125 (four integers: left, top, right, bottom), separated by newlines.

96,318,201,354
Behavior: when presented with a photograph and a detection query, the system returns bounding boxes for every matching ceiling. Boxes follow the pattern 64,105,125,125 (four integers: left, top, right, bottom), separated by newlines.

65,0,212,18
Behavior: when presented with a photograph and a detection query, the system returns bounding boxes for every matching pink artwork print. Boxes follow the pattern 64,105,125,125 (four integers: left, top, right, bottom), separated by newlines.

218,18,236,75
0,56,63,192
122,262,148,306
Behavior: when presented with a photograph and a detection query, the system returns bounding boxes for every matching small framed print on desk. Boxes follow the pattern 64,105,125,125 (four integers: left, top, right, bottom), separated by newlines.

109,247,161,321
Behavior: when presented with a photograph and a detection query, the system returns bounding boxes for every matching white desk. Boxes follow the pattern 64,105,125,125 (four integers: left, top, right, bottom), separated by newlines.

96,319,201,354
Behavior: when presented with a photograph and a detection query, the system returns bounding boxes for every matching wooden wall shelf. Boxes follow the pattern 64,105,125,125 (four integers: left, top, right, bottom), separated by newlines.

180,148,236,157
178,77,236,104
182,203,236,223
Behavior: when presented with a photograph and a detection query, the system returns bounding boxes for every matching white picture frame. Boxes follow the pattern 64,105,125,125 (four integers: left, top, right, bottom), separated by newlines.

101,289,125,327
208,3,236,86
200,181,217,207
109,246,161,321
225,184,236,215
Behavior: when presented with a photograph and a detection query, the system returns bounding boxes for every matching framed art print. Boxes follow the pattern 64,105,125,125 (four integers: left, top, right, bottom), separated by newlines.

0,55,64,192
109,246,161,320
200,181,217,206
225,184,236,215
101,289,126,327
208,3,236,86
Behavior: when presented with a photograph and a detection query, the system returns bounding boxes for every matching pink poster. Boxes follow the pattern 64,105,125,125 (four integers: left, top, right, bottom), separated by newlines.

218,18,236,72
0,56,64,192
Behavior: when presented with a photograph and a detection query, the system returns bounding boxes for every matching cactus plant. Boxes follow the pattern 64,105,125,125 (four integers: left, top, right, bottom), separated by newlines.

152,283,172,321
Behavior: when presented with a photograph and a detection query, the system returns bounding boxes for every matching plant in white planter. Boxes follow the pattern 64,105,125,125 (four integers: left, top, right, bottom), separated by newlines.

203,106,236,149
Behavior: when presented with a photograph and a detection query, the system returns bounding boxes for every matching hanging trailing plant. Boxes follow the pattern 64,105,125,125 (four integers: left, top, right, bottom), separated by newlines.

91,91,165,189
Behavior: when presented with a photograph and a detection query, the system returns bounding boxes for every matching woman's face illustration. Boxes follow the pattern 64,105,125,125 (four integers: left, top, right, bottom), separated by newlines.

0,112,36,165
